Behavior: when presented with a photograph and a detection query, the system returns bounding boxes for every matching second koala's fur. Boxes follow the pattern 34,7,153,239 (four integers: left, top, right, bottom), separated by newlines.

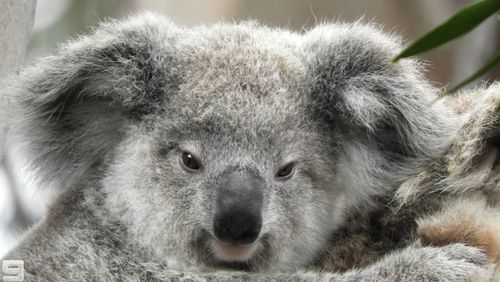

317,83,500,278
1,13,496,281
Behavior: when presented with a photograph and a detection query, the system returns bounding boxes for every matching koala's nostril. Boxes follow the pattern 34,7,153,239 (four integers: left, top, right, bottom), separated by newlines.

213,211,262,245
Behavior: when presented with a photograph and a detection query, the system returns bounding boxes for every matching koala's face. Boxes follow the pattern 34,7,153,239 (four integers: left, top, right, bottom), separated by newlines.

102,28,345,271
17,13,451,272
126,100,342,271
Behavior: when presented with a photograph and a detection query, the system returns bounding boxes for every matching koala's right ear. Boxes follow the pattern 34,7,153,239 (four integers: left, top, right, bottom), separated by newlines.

303,23,458,204
10,13,180,188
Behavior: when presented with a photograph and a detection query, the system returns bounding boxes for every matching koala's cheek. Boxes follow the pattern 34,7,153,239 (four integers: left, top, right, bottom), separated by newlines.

262,189,310,238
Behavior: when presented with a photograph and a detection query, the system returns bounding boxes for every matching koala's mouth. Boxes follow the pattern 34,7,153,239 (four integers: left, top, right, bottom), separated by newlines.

193,229,273,271
210,238,259,262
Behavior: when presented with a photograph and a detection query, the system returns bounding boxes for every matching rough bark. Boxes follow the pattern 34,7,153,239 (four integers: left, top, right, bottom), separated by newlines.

0,0,36,159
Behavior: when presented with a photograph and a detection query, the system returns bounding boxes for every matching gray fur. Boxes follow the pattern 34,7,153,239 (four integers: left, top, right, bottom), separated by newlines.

1,12,489,281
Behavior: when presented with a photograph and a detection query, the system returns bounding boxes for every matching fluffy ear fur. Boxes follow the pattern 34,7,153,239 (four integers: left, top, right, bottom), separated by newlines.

303,23,458,204
10,13,179,189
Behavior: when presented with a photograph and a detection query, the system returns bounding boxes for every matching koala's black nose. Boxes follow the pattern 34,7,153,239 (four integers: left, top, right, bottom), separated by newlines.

213,169,263,245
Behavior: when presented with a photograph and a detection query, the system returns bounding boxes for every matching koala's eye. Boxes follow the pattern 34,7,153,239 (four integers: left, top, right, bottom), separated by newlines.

180,151,201,171
275,162,295,179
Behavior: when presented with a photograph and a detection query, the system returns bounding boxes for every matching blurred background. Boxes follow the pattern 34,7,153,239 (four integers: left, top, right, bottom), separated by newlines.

0,0,499,256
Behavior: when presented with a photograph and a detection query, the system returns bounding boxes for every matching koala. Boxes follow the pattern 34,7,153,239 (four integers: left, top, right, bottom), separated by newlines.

1,13,492,281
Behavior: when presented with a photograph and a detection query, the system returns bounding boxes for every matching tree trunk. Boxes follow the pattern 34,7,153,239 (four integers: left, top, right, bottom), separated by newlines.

0,0,36,159
0,0,37,236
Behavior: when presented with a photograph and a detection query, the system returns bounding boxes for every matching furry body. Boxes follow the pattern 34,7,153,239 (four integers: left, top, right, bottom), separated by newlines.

317,83,500,280
1,13,495,281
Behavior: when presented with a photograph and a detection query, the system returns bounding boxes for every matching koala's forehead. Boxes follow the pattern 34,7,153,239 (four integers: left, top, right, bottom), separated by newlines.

175,25,305,99
158,23,312,136
160,90,312,149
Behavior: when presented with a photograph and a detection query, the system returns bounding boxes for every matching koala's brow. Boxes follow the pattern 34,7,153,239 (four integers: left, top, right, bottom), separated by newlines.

156,141,179,157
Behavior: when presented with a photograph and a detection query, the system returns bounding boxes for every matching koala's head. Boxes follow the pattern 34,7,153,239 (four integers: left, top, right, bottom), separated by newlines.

12,13,456,271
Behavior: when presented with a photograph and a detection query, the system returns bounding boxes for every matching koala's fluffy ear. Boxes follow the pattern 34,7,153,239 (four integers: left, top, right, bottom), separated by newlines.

303,23,457,201
10,13,179,188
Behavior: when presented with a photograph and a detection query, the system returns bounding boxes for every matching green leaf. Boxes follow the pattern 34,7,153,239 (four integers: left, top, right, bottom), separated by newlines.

392,0,500,62
444,52,500,95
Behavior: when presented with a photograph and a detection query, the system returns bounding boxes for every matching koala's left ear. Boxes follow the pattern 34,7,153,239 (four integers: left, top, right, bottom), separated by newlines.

303,23,456,198
10,13,180,188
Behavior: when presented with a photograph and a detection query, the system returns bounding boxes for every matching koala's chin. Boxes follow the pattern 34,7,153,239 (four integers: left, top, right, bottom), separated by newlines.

184,227,274,271
210,238,259,262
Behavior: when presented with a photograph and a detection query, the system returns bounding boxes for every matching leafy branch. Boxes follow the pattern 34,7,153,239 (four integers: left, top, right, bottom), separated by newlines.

392,0,500,95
